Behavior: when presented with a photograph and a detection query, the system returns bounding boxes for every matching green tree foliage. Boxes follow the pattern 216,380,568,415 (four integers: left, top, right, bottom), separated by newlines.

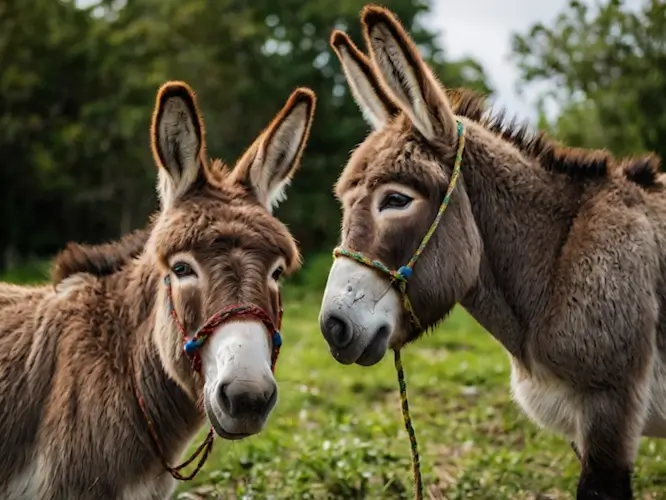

512,0,666,162
0,0,490,268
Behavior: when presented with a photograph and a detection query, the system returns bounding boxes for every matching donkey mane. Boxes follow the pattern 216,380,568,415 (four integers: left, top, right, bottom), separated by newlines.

49,161,241,285
447,87,660,187
50,223,152,284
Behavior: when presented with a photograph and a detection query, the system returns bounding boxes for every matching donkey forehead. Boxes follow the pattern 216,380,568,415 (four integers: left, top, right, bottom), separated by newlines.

336,121,445,201
153,200,299,269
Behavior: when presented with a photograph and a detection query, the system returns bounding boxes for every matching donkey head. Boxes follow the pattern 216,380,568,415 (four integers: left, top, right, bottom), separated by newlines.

319,6,481,366
148,82,315,438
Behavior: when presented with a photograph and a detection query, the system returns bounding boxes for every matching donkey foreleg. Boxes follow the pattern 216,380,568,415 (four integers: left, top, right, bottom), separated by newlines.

575,387,648,500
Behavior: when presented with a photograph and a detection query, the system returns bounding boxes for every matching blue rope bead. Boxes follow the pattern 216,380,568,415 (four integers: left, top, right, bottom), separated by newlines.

398,266,413,279
272,331,282,347
184,338,202,355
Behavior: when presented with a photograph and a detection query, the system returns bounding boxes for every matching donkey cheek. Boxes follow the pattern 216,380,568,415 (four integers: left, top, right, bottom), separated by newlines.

179,289,204,333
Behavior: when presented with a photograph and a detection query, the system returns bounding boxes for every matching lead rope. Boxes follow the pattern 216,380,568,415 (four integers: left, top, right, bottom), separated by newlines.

333,120,466,500
395,349,423,499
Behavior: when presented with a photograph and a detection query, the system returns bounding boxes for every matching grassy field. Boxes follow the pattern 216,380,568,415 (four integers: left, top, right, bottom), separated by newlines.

172,294,666,500
4,258,666,499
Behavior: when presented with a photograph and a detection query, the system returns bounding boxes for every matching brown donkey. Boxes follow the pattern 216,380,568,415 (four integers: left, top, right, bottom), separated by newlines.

318,5,666,500
0,80,316,499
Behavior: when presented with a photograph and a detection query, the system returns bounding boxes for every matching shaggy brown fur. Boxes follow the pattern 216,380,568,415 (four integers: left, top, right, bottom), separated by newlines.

320,7,666,500
0,81,316,499
449,89,659,186
51,225,152,284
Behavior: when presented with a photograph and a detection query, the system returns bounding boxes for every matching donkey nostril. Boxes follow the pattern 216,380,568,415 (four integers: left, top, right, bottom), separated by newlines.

219,380,277,419
323,314,353,348
218,383,232,414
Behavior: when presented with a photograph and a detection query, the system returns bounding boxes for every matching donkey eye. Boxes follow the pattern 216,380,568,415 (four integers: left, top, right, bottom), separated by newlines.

171,262,196,278
380,192,413,211
271,266,285,281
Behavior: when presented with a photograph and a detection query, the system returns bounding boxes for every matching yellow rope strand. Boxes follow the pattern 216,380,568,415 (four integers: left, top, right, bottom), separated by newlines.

405,121,466,271
395,349,423,500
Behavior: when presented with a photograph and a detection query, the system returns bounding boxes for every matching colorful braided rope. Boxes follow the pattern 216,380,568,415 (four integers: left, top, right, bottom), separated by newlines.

332,120,466,500
133,274,284,481
395,349,422,499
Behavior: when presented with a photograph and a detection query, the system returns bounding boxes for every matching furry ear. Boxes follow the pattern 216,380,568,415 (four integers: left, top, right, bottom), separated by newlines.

361,5,456,142
231,88,316,212
150,81,207,209
330,29,398,130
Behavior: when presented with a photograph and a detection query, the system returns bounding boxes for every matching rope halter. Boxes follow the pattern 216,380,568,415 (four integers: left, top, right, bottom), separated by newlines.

331,120,466,499
135,274,284,481
333,120,465,330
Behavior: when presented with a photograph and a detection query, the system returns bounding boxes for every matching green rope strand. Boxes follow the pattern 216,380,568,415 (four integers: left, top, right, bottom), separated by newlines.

405,120,466,271
395,349,423,500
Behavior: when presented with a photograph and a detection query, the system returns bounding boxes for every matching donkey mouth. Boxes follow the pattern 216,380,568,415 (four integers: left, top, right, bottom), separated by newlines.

355,325,390,366
204,397,254,441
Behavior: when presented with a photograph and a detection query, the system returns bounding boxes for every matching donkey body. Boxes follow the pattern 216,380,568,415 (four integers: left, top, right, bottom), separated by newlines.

0,81,316,500
318,6,665,499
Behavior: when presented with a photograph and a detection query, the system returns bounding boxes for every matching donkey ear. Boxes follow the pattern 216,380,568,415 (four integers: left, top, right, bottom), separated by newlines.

330,29,398,130
361,5,456,141
150,81,207,209
231,88,316,213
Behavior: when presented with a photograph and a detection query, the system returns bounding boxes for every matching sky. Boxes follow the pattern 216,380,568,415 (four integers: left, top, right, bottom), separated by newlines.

425,0,576,125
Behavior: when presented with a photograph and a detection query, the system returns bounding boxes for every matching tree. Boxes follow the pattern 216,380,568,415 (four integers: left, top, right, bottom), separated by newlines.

512,0,666,162
0,0,491,268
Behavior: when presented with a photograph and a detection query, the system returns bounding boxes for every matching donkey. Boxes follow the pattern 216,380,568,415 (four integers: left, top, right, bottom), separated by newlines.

0,80,316,500
318,5,666,500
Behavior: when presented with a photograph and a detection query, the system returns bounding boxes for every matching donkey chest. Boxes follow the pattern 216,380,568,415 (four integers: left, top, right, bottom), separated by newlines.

642,352,666,438
509,357,580,439
509,355,666,440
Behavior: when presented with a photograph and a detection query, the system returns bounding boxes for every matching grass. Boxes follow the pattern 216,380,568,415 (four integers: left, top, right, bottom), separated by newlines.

4,258,666,498
172,296,666,500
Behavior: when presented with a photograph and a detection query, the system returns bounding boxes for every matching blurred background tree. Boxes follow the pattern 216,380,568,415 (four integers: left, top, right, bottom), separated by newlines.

0,0,490,270
512,0,666,160
3,0,664,274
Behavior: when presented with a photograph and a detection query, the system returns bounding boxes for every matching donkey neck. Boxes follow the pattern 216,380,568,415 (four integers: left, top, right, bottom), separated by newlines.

456,121,583,359
104,254,204,465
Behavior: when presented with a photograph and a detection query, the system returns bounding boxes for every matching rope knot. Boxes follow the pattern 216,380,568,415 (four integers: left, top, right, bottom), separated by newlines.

397,265,413,280
183,338,203,355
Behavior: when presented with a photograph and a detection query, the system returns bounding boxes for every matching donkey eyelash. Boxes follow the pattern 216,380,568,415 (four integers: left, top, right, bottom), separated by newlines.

379,192,413,211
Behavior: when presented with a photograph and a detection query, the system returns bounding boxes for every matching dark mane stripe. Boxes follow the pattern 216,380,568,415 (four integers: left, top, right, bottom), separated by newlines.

620,153,661,187
448,88,659,187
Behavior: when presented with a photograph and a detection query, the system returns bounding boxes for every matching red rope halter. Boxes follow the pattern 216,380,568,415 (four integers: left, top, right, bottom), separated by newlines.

134,275,283,481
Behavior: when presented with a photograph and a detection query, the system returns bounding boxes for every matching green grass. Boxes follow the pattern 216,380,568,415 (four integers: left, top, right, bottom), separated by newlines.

174,294,666,499
4,260,666,498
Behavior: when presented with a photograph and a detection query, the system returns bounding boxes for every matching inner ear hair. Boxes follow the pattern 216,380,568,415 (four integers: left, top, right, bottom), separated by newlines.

360,4,456,141
230,88,316,212
150,81,208,205
330,29,399,128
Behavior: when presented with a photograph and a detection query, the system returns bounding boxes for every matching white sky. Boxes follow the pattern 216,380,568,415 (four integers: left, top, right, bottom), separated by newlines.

426,0,573,125
426,0,646,125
